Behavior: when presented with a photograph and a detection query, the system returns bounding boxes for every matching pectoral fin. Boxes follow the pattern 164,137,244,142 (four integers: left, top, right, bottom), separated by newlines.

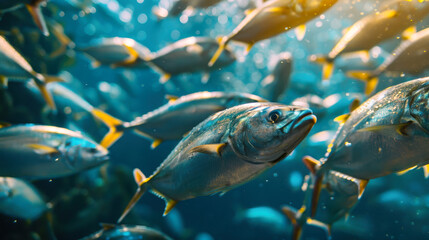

165,94,179,103
190,143,227,157
334,113,350,124
357,121,413,137
307,218,331,236
423,165,429,178
151,139,163,149
402,26,416,40
26,144,59,155
0,76,8,88
356,179,368,199
380,9,397,19
295,25,306,41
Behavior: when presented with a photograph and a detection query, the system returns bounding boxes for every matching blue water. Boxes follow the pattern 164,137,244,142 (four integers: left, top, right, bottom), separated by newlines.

1,0,429,239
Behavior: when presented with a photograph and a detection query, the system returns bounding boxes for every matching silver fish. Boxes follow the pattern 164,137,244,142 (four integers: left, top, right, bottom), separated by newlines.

149,37,236,83
93,91,267,149
0,0,49,36
208,0,338,66
0,124,109,179
309,77,429,217
0,177,47,220
259,52,293,101
117,102,316,222
347,27,429,95
79,37,152,69
152,0,223,20
310,0,429,80
80,223,172,240
0,36,63,110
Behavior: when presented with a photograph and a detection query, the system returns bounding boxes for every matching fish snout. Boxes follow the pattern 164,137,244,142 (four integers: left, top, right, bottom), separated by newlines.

292,109,317,130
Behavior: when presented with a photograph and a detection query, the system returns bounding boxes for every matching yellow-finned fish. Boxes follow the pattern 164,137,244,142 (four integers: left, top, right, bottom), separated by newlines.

310,0,429,81
152,0,224,20
0,0,49,36
92,91,267,149
347,27,429,95
307,77,429,218
0,36,63,111
116,103,316,222
208,0,338,67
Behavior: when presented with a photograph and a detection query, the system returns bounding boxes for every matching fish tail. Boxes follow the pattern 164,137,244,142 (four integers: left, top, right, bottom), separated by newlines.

34,81,56,112
282,206,304,240
208,36,228,67
26,3,49,36
91,109,124,148
152,6,168,21
309,55,335,80
310,173,324,218
117,168,149,223
346,70,378,95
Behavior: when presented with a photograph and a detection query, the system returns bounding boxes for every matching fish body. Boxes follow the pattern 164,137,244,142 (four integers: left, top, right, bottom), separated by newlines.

150,37,235,82
0,177,46,220
80,224,172,240
208,0,338,66
118,102,316,220
0,125,109,179
79,37,152,68
95,91,267,149
321,78,429,179
259,53,293,101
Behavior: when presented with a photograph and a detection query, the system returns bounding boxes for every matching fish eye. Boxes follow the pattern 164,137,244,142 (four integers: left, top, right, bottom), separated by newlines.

268,110,282,123
88,148,98,153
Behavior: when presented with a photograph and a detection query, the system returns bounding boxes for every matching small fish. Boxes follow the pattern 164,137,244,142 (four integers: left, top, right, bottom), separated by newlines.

80,223,172,240
93,91,267,149
259,52,293,101
117,102,316,222
152,0,223,20
347,27,429,95
308,77,429,217
0,124,109,179
310,0,429,80
0,36,63,110
149,37,236,83
0,177,47,220
282,157,361,240
0,0,49,36
78,37,152,69
208,0,338,66
236,206,288,234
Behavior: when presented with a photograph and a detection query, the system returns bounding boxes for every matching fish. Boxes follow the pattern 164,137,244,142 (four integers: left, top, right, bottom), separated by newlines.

307,77,429,217
148,37,236,83
347,27,429,95
282,157,361,240
78,37,153,69
236,206,288,234
152,0,224,20
0,124,109,179
258,52,293,102
0,177,47,220
310,0,429,80
46,18,75,58
116,102,316,222
0,0,49,36
80,223,173,240
0,35,63,111
93,91,267,149
208,0,338,66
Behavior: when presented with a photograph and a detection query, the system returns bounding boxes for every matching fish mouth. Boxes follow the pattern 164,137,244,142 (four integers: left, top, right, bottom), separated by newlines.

281,109,316,133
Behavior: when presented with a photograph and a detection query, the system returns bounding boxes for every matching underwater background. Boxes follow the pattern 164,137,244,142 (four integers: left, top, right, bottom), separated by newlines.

1,0,429,239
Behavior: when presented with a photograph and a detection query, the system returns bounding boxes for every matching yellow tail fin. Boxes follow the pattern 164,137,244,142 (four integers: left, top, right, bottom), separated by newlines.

309,55,335,80
208,36,228,67
346,71,378,95
91,109,124,148
35,82,56,111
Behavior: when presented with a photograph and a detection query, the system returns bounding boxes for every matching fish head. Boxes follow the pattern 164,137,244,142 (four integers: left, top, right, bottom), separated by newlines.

409,80,429,132
60,137,109,171
229,104,316,163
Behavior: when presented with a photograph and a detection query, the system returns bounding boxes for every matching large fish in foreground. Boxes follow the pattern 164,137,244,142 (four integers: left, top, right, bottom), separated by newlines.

307,77,429,217
149,37,236,83
80,223,172,240
0,0,49,36
208,0,338,66
117,102,316,222
310,0,429,80
0,124,109,179
93,91,266,149
0,36,63,111
347,27,429,94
